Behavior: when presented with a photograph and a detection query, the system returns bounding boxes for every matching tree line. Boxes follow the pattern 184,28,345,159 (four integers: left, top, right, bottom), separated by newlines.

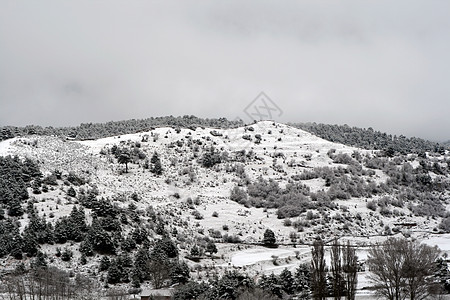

292,122,446,154
0,115,243,142
1,116,446,155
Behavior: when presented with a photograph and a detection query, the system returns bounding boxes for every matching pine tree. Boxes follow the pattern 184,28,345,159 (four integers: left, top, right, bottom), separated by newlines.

170,260,190,285
88,218,116,254
7,199,23,217
206,241,218,256
152,237,178,258
280,268,295,294
263,229,276,247
80,253,87,265
294,264,311,294
259,273,283,298
22,230,39,257
118,149,131,173
190,245,200,257
99,256,111,271
107,259,122,284
150,152,163,175
32,251,48,270
133,247,151,282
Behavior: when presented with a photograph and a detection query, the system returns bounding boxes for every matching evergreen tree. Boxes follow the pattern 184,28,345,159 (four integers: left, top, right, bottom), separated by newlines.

31,251,48,270
206,240,218,256
190,245,200,257
133,247,151,282
53,217,69,243
7,199,24,217
150,152,163,175
99,256,111,271
87,218,116,254
280,268,295,295
61,247,73,261
67,186,76,197
118,149,131,173
79,238,94,256
80,253,87,265
259,273,283,298
263,229,276,247
294,264,311,294
153,237,178,258
107,259,122,284
170,260,190,285
22,230,39,257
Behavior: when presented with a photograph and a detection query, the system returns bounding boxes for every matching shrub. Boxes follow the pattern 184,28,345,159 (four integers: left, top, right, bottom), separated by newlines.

439,217,450,232
192,210,203,220
277,205,304,219
230,186,248,205
283,219,292,226
223,234,241,243
367,200,377,211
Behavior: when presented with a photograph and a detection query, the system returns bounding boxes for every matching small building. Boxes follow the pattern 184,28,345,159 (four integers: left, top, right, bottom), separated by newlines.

140,289,173,300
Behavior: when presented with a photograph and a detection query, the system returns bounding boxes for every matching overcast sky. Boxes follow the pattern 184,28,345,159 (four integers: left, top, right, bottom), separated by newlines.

1,1,449,141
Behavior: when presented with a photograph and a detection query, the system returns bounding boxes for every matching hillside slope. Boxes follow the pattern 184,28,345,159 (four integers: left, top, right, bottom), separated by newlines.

0,120,449,295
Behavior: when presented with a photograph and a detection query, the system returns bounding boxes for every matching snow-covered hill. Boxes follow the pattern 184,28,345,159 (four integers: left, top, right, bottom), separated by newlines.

0,120,449,294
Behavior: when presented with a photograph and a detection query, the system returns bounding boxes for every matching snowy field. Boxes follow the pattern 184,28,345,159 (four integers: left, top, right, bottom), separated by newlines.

225,235,450,297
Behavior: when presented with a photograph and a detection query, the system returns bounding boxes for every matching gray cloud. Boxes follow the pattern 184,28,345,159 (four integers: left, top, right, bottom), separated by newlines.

0,1,449,141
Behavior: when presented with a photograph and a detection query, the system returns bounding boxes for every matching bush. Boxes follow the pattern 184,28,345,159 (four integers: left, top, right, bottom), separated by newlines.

283,219,292,226
223,234,241,243
61,248,73,261
439,217,450,232
367,200,377,211
191,210,203,220
230,186,248,205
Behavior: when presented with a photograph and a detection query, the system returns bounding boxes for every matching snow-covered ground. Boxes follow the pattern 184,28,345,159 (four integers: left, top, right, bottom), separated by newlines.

1,121,449,295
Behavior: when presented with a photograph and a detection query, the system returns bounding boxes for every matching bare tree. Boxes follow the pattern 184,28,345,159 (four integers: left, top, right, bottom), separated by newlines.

147,258,171,289
331,239,342,300
367,238,407,300
401,240,440,300
367,237,440,300
2,265,91,300
311,238,326,300
342,241,358,300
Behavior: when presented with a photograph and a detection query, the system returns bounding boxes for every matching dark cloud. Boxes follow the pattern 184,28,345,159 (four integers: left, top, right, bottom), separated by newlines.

0,1,449,141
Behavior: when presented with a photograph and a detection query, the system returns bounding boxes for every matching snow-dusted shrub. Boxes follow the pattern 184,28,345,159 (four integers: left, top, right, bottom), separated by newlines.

277,205,304,219
366,200,377,211
379,206,392,217
191,210,203,220
230,186,248,205
283,219,292,227
332,153,355,165
222,234,241,243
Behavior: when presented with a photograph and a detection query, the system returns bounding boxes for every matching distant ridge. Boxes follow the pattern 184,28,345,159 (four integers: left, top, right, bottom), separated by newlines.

0,115,243,141
291,122,446,155
0,116,446,154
